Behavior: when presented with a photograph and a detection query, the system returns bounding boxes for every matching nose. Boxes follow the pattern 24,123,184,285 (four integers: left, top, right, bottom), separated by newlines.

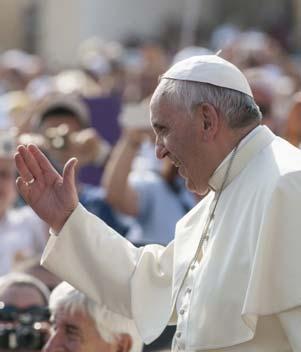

155,138,167,160
42,332,65,352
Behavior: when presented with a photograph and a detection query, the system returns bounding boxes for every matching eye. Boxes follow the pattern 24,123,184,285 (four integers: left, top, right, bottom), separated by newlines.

153,123,166,134
65,325,82,341
158,126,167,136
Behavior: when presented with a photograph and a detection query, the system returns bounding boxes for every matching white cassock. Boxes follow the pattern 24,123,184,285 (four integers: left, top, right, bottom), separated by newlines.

41,126,301,351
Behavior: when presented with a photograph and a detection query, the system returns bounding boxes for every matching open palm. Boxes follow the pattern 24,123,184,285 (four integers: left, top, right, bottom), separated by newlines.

15,144,78,232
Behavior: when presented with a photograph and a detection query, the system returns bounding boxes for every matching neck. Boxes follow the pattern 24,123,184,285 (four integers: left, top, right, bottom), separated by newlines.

208,123,259,180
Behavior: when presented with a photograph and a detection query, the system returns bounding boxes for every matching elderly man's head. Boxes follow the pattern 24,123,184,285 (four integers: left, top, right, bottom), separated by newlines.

43,283,142,352
150,55,262,195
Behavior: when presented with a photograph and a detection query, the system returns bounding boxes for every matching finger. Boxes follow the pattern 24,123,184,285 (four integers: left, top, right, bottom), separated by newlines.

16,176,30,203
28,144,59,176
62,158,78,189
15,151,35,183
17,144,42,180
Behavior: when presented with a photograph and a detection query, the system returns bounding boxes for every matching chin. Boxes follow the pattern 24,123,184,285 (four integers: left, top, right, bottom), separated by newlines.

185,177,209,196
184,177,197,193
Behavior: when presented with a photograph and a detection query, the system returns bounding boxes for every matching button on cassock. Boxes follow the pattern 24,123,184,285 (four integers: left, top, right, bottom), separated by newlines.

186,288,192,294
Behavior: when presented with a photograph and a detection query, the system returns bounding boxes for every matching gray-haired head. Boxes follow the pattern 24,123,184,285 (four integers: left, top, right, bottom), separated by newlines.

151,78,262,129
151,55,262,128
49,282,143,352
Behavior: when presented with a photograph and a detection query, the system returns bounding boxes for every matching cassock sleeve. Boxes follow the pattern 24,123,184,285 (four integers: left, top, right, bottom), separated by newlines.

41,203,174,343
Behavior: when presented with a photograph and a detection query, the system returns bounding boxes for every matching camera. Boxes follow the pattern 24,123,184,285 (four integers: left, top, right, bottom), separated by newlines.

45,124,70,150
0,303,50,350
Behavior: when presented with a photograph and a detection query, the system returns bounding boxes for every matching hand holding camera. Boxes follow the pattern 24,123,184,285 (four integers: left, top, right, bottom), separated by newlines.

18,126,110,168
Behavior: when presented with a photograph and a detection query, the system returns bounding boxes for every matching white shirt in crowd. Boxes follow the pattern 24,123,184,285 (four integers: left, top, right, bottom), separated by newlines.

0,206,48,275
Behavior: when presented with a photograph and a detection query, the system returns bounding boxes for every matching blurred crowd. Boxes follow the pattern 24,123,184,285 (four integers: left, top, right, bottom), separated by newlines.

1,24,301,351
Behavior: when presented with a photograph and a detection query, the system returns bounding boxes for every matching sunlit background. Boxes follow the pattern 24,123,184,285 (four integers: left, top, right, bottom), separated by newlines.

1,0,301,67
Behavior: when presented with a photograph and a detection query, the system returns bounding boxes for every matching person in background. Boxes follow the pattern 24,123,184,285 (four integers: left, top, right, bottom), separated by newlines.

243,67,279,133
13,255,62,293
0,131,47,275
283,91,301,148
43,282,143,352
0,273,50,352
19,93,128,235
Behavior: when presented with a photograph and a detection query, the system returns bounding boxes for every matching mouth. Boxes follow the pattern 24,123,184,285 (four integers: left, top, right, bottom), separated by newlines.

172,160,187,180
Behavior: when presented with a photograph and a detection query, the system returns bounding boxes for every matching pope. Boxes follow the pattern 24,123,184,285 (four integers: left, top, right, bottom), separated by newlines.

15,55,301,351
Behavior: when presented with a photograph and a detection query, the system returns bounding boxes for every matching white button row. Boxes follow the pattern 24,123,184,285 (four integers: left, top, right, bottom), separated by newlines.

186,287,192,294
190,264,196,270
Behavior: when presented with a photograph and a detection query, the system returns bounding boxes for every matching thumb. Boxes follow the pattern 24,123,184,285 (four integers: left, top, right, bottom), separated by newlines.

62,157,78,189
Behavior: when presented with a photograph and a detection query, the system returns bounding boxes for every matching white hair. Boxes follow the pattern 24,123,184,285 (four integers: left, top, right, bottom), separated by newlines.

151,78,262,128
49,282,143,352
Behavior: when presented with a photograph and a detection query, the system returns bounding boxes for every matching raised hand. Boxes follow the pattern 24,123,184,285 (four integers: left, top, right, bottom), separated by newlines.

15,144,79,233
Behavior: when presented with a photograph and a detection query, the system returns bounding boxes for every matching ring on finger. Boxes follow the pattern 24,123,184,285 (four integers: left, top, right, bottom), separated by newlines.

26,177,35,186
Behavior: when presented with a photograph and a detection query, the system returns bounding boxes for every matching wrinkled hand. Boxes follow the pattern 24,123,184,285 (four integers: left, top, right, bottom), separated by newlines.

15,144,79,233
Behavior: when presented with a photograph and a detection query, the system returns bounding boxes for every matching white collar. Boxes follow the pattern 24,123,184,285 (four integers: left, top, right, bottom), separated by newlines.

209,125,275,192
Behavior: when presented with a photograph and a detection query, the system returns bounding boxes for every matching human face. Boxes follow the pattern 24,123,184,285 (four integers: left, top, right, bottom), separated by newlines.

43,307,116,352
0,284,49,352
150,98,209,194
0,158,16,218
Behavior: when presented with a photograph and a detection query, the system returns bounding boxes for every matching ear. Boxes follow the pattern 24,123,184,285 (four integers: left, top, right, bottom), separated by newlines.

116,333,133,352
194,103,219,141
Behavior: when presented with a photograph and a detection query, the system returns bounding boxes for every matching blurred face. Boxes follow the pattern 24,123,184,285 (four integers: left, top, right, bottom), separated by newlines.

43,307,115,352
0,284,48,352
251,84,277,132
150,97,208,194
0,158,16,218
39,115,82,166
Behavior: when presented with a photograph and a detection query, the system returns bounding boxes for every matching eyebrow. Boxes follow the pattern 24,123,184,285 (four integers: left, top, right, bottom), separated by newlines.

51,319,82,337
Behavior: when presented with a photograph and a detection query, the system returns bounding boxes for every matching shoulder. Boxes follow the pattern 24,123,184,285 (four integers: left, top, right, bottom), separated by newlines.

246,137,301,193
272,169,301,201
270,137,301,171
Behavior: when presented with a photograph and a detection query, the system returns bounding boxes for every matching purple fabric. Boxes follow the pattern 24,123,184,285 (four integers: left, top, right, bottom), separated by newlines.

79,94,122,185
